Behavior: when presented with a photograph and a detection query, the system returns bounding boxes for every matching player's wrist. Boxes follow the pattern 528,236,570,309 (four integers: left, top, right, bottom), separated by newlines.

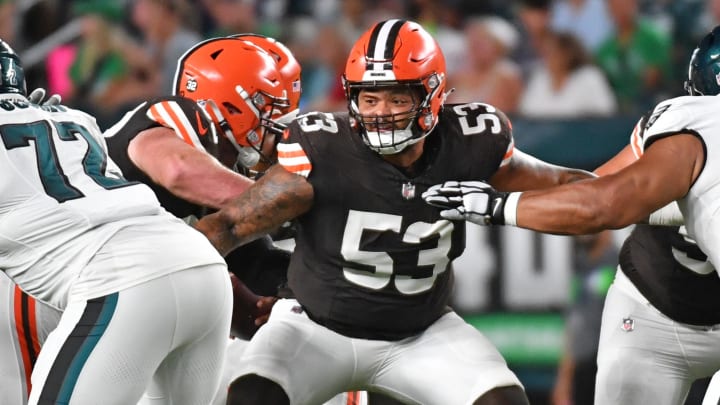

496,192,521,226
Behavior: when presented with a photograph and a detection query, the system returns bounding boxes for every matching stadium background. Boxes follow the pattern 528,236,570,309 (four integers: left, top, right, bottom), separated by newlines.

5,0,713,403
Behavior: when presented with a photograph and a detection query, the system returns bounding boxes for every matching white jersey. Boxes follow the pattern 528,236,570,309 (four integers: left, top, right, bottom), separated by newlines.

0,95,225,308
640,95,720,271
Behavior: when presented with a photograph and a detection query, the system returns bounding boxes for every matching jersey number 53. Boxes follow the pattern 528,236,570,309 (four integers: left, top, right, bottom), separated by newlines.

340,210,454,295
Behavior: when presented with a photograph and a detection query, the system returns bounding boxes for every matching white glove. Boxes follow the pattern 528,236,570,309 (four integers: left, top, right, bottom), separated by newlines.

422,180,512,225
28,88,62,106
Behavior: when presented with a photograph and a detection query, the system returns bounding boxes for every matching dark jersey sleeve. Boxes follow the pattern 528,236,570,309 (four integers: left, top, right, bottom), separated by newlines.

440,102,514,177
104,96,215,218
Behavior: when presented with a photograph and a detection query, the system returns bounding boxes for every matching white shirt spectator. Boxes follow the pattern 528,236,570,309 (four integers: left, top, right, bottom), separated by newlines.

519,64,617,118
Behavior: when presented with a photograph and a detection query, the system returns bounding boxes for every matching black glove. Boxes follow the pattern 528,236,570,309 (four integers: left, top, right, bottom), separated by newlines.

422,180,510,225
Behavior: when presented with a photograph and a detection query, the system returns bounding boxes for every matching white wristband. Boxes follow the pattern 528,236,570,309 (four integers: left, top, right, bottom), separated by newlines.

503,192,522,226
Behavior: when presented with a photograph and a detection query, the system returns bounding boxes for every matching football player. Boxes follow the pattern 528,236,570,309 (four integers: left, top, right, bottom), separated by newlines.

423,26,720,404
0,38,232,405
0,89,67,405
104,35,292,330
194,19,595,405
586,31,720,405
103,36,290,405
102,35,370,405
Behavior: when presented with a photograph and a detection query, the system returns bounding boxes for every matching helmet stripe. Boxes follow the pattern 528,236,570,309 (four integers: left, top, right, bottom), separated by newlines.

366,19,405,72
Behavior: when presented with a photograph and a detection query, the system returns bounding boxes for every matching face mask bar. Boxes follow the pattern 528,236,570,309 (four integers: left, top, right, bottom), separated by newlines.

684,80,703,96
206,85,291,169
346,82,429,154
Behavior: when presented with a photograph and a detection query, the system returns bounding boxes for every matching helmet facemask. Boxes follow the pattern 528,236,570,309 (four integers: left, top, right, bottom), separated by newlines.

346,78,442,155
201,86,290,169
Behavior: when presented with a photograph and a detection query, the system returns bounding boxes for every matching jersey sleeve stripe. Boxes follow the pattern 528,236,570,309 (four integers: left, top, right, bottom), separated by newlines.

500,138,514,167
276,149,306,158
630,120,643,158
148,102,206,151
277,142,306,155
279,162,312,177
278,155,311,166
278,143,312,177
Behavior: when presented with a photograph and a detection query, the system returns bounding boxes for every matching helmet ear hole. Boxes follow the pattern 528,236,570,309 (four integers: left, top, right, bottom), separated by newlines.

222,102,241,115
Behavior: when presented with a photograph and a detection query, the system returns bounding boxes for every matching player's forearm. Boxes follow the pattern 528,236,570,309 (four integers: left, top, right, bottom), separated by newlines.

556,167,596,185
492,150,595,191
194,198,289,256
194,211,248,256
164,161,254,209
195,166,313,256
514,178,643,234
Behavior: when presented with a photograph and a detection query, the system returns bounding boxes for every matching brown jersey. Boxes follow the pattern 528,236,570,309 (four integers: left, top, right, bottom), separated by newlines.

278,103,514,340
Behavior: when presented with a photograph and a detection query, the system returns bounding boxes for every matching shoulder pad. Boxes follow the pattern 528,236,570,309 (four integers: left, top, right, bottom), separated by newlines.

144,96,214,150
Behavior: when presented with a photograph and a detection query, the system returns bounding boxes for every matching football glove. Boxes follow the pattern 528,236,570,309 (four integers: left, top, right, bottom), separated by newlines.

27,88,62,106
422,180,511,225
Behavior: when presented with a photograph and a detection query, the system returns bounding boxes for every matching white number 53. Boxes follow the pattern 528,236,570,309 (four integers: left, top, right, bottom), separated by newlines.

340,210,454,294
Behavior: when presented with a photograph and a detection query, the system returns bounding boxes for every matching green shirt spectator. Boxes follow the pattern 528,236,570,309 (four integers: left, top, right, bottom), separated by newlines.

595,19,672,114
69,42,127,100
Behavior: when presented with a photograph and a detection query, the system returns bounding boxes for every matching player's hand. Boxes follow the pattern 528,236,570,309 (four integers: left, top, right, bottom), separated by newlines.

27,88,62,106
254,296,278,326
422,180,509,225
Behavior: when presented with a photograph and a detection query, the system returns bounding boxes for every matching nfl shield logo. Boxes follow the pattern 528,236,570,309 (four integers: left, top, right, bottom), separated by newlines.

621,318,634,332
402,182,415,200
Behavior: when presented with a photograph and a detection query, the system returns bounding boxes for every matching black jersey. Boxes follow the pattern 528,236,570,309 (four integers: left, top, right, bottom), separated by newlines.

104,96,214,219
278,104,514,340
104,96,288,294
620,224,720,325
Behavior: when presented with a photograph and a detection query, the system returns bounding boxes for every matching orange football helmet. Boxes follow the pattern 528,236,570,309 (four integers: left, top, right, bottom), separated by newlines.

230,33,302,115
174,37,290,168
343,19,447,155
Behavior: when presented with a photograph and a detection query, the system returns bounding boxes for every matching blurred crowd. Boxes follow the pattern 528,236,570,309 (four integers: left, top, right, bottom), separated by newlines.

1,0,715,128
